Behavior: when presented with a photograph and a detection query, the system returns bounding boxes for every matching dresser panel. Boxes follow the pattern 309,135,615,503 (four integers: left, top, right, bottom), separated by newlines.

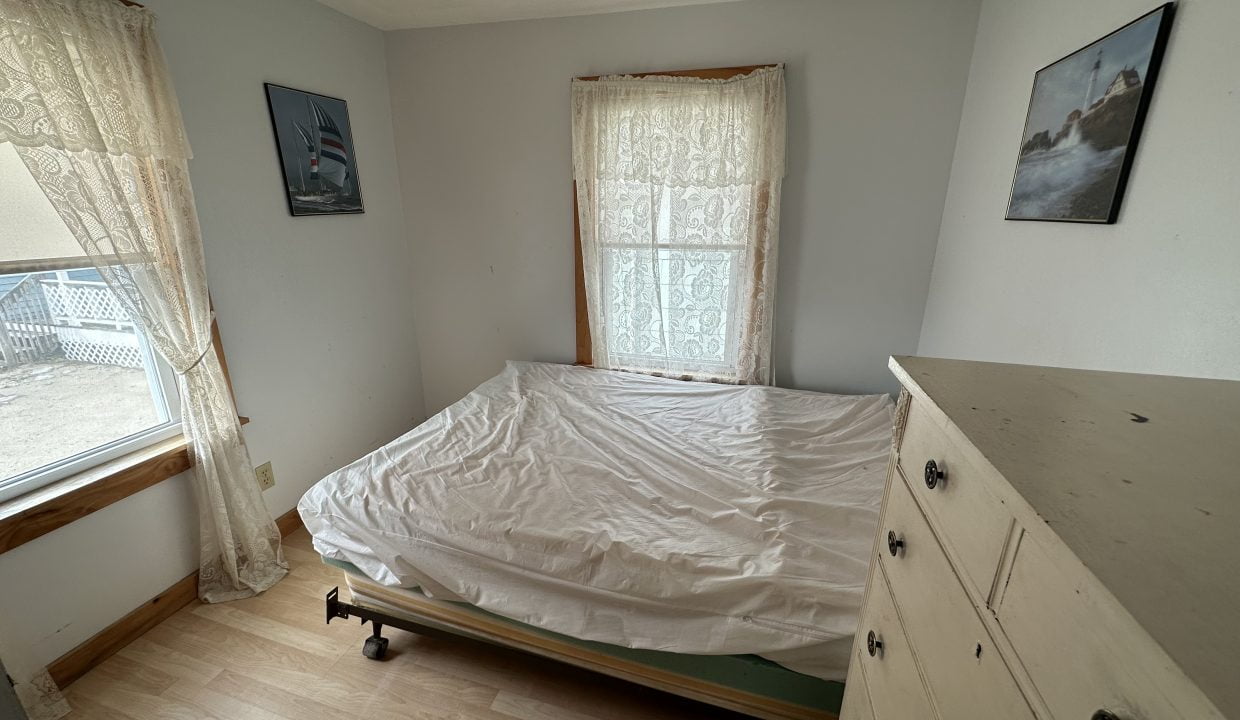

851,563,936,720
896,400,1012,601
880,472,1035,720
995,531,1220,720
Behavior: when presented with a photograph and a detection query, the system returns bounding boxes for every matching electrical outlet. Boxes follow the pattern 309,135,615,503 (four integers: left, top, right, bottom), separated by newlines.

255,462,275,491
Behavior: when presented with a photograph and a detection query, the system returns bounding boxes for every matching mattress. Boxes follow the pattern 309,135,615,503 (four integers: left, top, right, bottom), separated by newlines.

299,361,893,680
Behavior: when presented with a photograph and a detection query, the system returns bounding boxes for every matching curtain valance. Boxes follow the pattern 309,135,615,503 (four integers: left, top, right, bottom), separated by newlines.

0,0,190,158
572,65,785,187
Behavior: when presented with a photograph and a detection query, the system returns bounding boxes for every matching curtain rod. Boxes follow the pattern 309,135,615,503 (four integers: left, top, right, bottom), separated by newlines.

575,64,778,82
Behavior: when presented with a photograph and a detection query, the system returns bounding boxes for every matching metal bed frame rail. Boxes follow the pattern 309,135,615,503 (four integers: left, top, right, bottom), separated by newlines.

327,586,454,660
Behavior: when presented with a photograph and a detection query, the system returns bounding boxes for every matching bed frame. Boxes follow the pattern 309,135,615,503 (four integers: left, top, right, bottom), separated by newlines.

324,577,841,720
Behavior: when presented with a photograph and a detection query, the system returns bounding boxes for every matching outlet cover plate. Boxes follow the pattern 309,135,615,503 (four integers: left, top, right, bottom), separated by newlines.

256,462,275,491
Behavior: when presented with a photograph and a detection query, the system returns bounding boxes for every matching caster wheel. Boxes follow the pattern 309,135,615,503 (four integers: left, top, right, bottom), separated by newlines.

362,635,389,660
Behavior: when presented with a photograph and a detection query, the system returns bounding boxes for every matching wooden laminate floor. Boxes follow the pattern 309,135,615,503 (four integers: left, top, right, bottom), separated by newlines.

62,528,752,720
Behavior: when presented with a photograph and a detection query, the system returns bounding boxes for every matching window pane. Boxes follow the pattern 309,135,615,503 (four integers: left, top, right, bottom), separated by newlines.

603,246,738,370
0,143,85,264
0,269,172,485
660,247,734,364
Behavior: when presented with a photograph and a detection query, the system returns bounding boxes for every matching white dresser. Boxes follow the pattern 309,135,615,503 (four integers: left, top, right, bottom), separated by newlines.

839,356,1239,720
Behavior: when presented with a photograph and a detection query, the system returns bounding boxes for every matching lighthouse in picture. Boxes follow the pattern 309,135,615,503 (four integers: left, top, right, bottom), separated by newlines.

1082,49,1102,113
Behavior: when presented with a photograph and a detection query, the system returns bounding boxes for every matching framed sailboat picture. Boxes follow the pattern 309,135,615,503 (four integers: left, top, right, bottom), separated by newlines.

264,83,364,216
1006,3,1174,223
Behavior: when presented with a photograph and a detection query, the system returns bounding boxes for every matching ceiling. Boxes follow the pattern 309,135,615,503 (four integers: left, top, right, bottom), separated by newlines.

313,0,746,31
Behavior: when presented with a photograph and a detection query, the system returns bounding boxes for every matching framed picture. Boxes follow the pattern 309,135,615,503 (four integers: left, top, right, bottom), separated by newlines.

1006,4,1174,223
264,83,364,216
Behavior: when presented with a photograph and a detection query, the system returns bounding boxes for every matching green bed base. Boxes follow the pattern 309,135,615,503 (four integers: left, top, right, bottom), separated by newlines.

321,556,844,715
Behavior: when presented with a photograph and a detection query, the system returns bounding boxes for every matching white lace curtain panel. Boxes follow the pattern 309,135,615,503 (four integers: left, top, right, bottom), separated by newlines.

572,66,786,384
0,0,285,713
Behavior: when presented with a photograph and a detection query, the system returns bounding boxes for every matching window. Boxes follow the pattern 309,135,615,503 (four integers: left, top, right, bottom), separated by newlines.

572,66,786,384
0,144,181,503
600,185,746,375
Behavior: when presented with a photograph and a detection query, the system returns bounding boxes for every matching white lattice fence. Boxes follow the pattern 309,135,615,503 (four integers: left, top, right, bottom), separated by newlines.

60,341,142,367
57,332,143,367
35,279,143,368
1,277,143,368
40,280,132,326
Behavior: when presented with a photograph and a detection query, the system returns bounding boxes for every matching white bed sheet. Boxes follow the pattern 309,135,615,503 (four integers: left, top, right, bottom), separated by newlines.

300,362,893,680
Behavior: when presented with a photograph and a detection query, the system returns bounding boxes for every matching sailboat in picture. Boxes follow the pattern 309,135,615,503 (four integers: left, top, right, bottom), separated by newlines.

265,83,364,216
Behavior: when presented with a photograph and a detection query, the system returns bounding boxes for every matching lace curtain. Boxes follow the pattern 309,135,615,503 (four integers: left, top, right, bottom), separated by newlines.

0,1,285,710
572,66,786,384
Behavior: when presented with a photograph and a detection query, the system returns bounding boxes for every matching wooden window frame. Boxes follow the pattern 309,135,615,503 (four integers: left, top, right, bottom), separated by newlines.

0,284,246,555
572,64,778,368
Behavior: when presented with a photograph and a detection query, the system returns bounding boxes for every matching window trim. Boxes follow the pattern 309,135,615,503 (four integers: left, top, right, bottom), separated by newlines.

571,64,778,368
0,304,247,555
0,422,184,506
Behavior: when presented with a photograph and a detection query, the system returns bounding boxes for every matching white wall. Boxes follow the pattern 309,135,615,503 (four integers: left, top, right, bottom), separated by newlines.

918,0,1240,379
386,0,981,412
0,0,424,667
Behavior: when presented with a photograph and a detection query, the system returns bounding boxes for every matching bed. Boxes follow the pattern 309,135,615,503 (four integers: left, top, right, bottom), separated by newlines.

299,362,893,718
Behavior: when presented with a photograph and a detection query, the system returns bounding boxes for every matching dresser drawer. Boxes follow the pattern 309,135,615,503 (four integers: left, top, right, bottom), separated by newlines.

995,532,1223,720
837,659,877,720
852,564,936,720
896,399,1012,600
880,473,1035,720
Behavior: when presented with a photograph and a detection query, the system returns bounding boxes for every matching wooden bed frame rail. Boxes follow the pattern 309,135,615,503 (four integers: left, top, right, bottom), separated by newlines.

326,581,838,720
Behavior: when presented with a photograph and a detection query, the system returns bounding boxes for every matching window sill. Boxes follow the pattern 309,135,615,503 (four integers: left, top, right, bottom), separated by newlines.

0,416,249,555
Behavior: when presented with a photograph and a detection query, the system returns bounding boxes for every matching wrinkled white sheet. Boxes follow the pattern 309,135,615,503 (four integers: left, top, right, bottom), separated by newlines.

300,362,893,680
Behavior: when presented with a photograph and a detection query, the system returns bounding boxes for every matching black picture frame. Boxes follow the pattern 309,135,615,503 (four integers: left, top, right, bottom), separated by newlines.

264,83,365,217
1005,3,1174,224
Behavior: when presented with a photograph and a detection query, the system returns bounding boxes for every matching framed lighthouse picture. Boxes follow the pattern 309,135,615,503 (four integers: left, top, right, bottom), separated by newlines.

264,83,365,216
1006,3,1174,223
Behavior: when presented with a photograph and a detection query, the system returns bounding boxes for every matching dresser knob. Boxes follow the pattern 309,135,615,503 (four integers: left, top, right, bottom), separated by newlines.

1091,712,1122,720
924,459,945,489
866,630,883,657
887,530,904,557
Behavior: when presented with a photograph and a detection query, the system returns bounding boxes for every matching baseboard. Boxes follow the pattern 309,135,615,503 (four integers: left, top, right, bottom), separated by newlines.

275,505,304,537
48,506,305,688
47,570,198,689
